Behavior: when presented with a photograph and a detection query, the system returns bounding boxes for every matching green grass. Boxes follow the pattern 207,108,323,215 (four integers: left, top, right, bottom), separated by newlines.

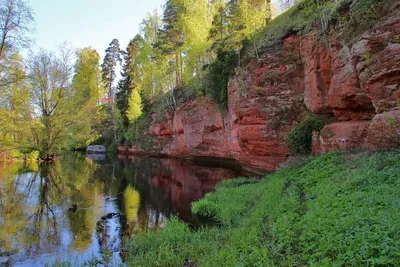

125,150,400,266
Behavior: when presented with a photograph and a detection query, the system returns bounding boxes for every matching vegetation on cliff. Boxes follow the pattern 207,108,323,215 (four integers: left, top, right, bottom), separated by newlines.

287,115,328,155
126,150,400,266
115,0,395,150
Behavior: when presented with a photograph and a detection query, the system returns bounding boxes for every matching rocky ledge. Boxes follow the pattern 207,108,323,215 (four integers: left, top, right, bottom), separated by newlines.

119,5,400,173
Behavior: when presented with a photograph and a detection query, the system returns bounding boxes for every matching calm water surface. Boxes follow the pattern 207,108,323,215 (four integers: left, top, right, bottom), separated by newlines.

0,153,241,266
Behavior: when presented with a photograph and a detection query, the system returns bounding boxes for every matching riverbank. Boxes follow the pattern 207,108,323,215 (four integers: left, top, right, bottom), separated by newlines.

125,150,400,266
0,150,39,163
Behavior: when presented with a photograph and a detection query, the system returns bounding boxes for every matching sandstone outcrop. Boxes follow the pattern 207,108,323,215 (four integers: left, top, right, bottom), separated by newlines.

119,5,400,172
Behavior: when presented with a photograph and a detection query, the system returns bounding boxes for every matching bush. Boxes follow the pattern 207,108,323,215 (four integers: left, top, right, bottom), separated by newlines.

204,50,237,106
26,150,39,161
19,146,37,154
9,149,22,158
287,115,328,154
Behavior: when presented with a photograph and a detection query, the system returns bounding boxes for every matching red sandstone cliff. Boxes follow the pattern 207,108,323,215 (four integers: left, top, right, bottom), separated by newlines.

119,5,400,173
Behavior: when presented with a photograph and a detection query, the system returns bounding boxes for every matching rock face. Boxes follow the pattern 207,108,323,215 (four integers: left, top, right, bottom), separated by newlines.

119,6,400,172
312,121,371,155
309,10,400,155
87,145,106,154
301,10,400,121
119,38,307,173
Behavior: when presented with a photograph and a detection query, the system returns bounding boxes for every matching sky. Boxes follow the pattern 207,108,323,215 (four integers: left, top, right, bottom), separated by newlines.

27,0,166,59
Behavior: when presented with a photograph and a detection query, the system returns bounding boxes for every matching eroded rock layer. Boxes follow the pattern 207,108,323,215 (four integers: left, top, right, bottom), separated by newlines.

119,7,400,172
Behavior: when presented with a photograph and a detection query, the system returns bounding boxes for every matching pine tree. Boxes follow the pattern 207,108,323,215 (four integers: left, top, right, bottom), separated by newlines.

116,35,141,127
209,1,230,51
101,39,123,143
101,39,123,107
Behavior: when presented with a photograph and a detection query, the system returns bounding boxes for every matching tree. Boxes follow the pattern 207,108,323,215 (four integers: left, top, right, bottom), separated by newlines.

126,88,142,136
72,47,102,105
116,35,142,127
0,0,34,58
235,0,271,62
0,50,25,88
69,47,103,148
101,39,123,107
0,53,35,151
208,2,230,51
227,0,271,50
101,39,123,143
29,47,75,156
157,0,185,89
138,13,170,108
179,0,213,84
0,0,34,90
140,10,163,46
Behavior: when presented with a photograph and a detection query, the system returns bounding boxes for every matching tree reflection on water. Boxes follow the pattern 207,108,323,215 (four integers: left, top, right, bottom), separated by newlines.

0,153,240,265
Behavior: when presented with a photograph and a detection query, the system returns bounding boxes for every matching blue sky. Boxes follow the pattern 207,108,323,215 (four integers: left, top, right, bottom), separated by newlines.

28,0,165,59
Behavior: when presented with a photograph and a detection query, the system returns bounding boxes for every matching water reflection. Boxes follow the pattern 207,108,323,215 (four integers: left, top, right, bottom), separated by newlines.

0,153,241,265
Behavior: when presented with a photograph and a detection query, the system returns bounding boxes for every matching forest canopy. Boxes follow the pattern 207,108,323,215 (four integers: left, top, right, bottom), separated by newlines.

0,0,301,158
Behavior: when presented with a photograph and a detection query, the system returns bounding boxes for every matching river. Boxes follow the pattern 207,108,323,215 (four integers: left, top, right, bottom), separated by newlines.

0,153,242,266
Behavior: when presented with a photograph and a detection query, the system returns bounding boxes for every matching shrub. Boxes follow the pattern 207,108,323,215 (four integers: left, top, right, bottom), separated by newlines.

204,50,237,106
26,150,39,161
287,115,328,154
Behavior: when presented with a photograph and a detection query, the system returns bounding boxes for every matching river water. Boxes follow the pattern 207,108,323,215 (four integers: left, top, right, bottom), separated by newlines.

0,153,242,266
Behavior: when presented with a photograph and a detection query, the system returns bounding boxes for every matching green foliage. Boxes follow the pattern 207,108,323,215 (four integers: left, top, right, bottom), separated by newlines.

72,47,102,105
126,151,400,266
0,0,34,58
204,50,237,106
67,47,104,150
116,75,132,127
116,0,391,149
287,115,328,155
101,38,123,106
116,35,143,127
28,47,78,156
115,0,272,144
349,0,381,23
25,150,39,161
123,114,155,150
0,52,37,153
243,0,391,59
89,135,112,148
127,89,143,123
0,148,39,162
242,0,341,58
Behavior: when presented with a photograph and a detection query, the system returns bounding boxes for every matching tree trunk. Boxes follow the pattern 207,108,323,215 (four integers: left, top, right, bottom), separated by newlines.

175,51,180,87
111,104,118,144
238,50,241,68
179,51,183,87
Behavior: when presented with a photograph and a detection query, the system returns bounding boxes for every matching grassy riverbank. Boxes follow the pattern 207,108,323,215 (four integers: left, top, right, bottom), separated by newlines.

125,150,400,266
